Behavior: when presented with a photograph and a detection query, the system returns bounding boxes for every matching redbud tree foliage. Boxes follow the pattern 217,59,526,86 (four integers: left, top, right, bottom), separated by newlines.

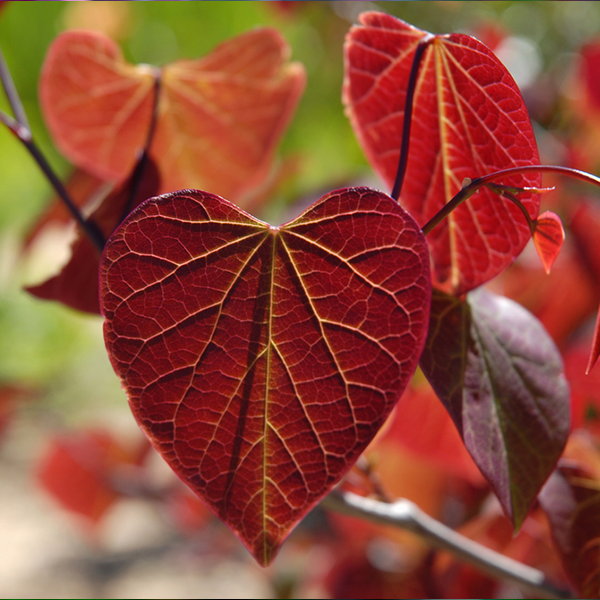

3,1,600,598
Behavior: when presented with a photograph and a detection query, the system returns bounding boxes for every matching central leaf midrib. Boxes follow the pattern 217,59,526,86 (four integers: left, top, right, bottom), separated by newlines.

262,228,277,564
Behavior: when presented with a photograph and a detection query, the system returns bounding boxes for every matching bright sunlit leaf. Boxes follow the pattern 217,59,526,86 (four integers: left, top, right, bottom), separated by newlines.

40,28,306,205
343,12,541,295
100,187,432,565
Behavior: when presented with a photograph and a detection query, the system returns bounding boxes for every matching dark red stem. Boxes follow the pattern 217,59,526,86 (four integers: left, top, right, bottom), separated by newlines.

391,33,435,201
421,165,600,236
0,45,105,252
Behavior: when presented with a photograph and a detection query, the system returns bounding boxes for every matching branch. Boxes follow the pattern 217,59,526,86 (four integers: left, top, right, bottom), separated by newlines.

421,164,600,237
0,46,29,130
322,489,573,600
0,44,105,253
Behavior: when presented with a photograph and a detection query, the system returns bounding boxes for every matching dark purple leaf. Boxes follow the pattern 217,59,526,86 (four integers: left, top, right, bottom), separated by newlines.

419,288,569,529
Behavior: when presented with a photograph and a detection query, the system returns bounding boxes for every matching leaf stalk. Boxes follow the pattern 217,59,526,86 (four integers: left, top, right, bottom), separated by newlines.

391,33,435,202
421,164,600,236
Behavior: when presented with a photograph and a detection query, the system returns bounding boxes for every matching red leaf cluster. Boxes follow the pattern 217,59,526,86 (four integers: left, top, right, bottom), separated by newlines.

14,8,598,589
40,28,306,204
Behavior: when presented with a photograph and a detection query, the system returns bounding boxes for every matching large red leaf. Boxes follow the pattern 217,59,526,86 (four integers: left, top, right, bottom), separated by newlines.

419,288,569,530
40,28,305,205
100,187,431,565
343,12,541,295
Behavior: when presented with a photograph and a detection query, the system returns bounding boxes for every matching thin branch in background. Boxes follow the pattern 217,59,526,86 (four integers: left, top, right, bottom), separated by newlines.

391,33,434,202
322,489,573,600
0,46,29,130
0,44,105,253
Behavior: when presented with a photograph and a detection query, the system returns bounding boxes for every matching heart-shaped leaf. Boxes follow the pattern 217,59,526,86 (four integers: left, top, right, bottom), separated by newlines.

343,12,541,295
40,28,305,204
419,288,569,530
100,187,431,565
40,31,157,184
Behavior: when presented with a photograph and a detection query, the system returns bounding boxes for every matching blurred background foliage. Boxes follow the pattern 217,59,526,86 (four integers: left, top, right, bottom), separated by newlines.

2,0,600,394
1,2,600,598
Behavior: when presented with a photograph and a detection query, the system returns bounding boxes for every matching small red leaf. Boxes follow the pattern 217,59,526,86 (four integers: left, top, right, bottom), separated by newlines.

343,12,541,295
100,187,431,565
40,29,306,205
26,158,160,314
532,211,565,274
419,288,569,530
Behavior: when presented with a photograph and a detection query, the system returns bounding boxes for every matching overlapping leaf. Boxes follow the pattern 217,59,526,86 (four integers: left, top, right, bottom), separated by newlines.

26,158,160,314
40,28,305,205
23,169,107,248
343,12,541,295
540,462,600,599
100,187,431,565
419,288,569,529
